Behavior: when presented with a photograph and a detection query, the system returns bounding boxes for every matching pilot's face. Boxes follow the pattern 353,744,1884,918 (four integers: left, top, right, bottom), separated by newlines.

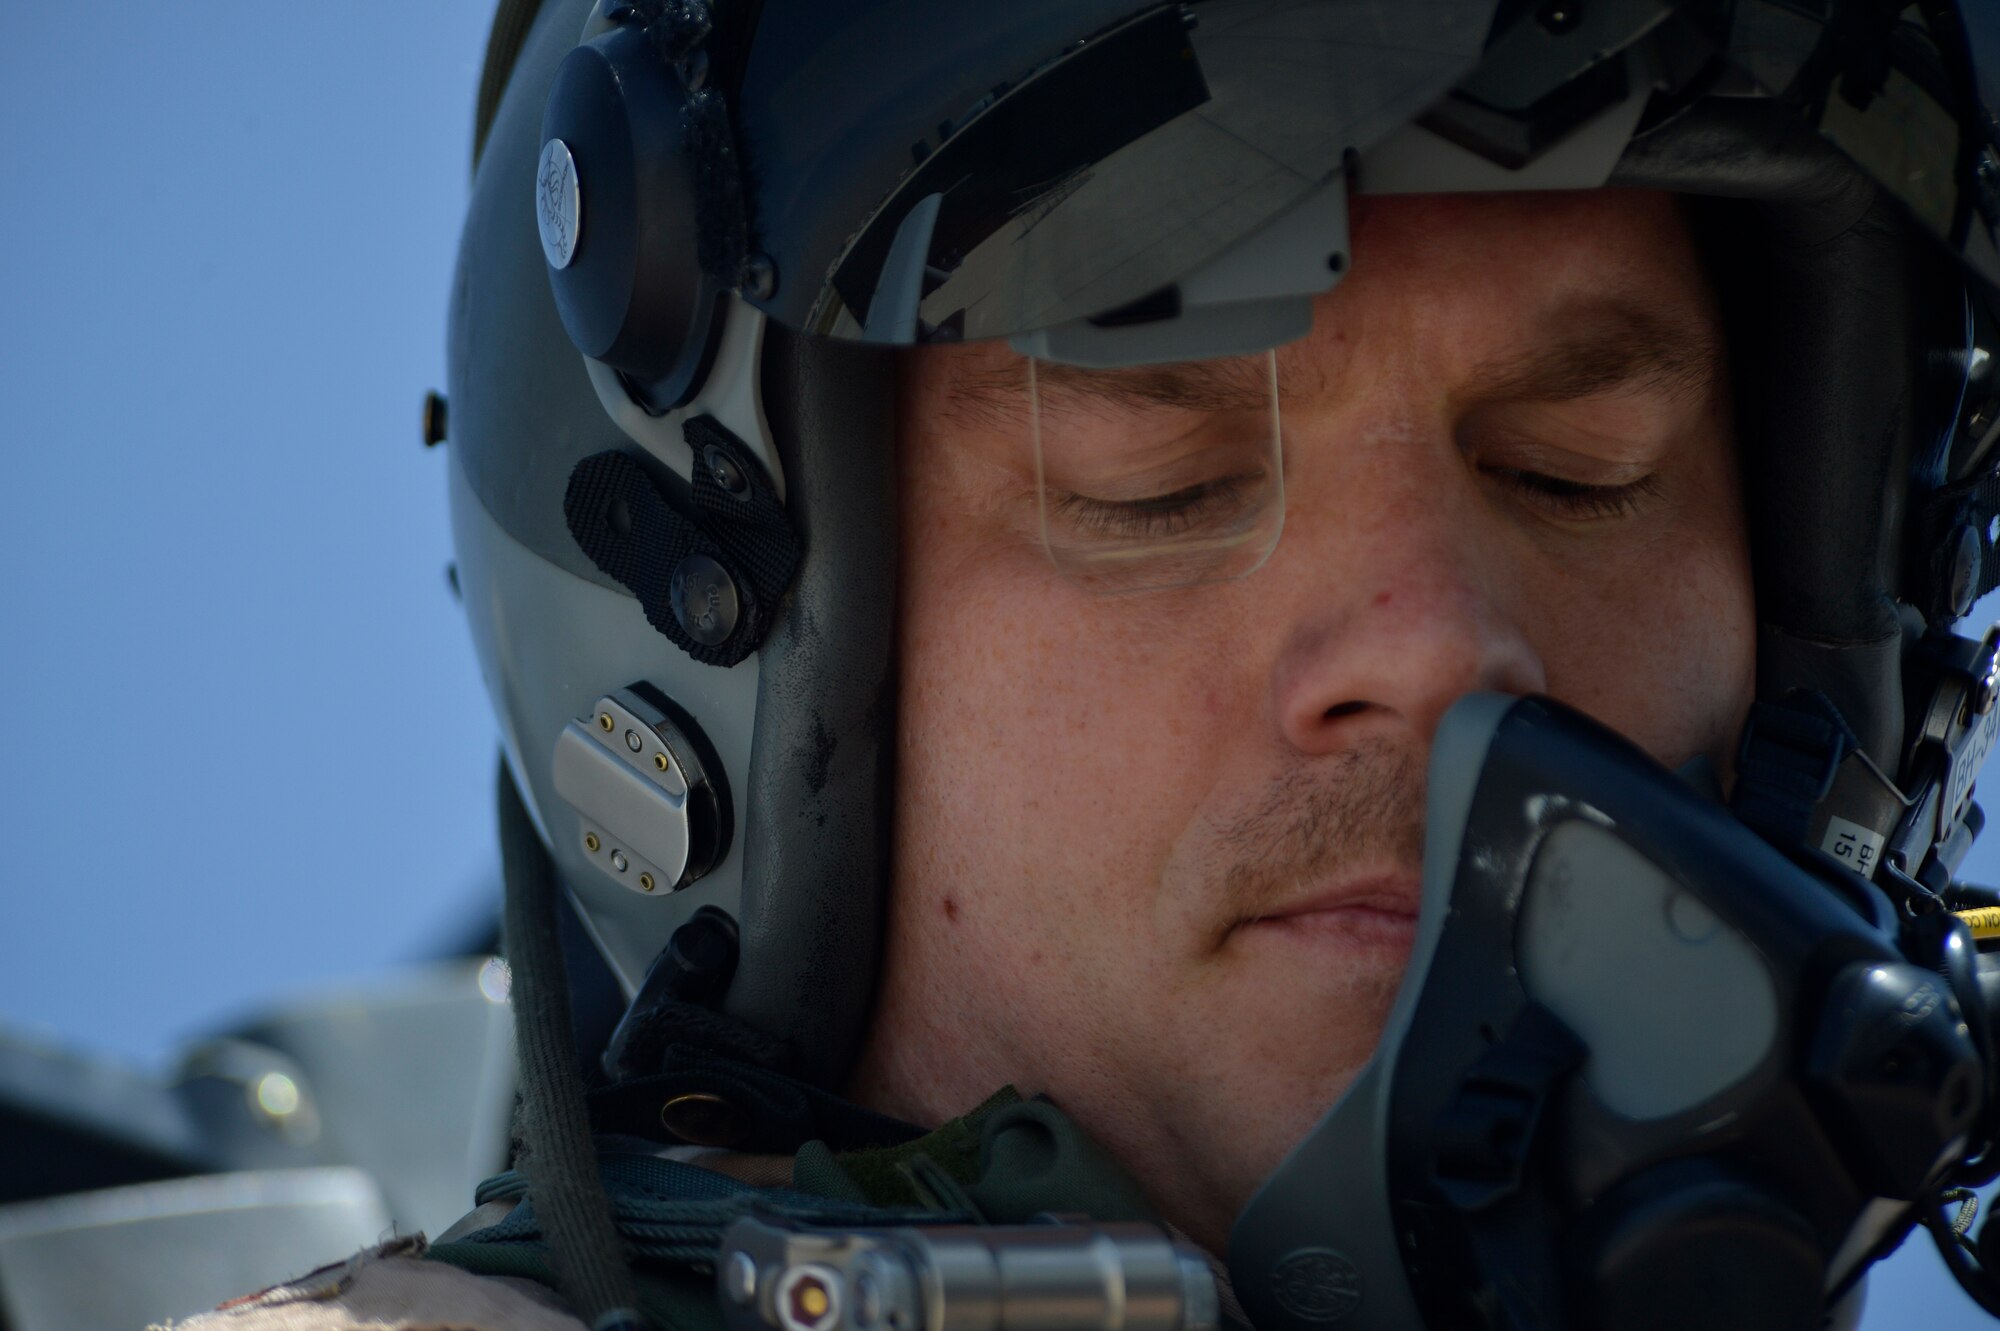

858,189,1753,1252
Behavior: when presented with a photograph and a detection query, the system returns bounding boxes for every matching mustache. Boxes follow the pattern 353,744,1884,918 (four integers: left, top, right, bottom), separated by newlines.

1212,741,1428,923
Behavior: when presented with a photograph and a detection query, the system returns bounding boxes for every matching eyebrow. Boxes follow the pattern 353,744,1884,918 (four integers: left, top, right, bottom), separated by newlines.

1465,297,1723,408
943,354,1272,428
940,294,1721,426
1034,356,1274,410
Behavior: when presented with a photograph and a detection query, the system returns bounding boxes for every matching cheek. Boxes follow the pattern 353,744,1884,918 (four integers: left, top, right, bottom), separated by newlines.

1529,507,1755,767
896,519,1260,931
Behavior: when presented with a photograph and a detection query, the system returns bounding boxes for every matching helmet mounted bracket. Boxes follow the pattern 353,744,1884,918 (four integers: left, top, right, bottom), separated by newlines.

563,416,800,669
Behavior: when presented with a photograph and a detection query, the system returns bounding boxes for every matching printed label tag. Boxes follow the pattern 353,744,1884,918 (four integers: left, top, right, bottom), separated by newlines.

1945,703,2000,824
1822,816,1886,877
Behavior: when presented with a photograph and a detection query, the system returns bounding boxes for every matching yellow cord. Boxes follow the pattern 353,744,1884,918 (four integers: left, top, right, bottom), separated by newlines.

1955,907,2000,940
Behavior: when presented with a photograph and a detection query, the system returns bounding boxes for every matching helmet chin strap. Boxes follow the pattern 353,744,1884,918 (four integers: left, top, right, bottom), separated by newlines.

500,759,649,1330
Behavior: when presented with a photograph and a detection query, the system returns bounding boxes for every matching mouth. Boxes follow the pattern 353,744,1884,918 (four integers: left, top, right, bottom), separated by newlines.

1235,871,1423,953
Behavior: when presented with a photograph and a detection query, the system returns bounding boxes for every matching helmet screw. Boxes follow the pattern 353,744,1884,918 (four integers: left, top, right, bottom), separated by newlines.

742,252,779,302
625,728,644,753
639,871,656,892
1536,1,1583,34
664,911,738,1003
660,1090,747,1146
598,712,615,732
654,752,670,772
854,1271,881,1329
678,47,710,92
1969,396,2000,441
584,832,601,853
672,553,742,647
611,849,630,873
705,445,749,497
1951,523,1983,618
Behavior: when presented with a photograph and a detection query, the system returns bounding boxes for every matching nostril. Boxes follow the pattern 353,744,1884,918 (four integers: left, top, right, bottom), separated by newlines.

1324,701,1368,721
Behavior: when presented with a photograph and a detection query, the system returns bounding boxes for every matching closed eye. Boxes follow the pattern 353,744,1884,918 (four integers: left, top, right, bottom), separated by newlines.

1485,467,1659,520
1052,473,1265,539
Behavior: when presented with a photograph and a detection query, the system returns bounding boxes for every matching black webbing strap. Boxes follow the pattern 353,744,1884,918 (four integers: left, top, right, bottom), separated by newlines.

681,416,800,599
1731,691,1858,850
499,763,649,1330
610,0,753,289
564,417,800,667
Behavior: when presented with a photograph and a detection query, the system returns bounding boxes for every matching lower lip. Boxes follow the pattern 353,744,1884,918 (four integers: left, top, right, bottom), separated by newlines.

1242,905,1418,952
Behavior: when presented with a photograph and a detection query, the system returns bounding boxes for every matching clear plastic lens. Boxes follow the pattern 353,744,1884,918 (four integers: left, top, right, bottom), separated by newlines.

1029,350,1284,594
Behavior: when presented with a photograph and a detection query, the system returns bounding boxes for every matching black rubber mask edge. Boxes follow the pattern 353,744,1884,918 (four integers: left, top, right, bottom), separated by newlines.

727,324,900,1087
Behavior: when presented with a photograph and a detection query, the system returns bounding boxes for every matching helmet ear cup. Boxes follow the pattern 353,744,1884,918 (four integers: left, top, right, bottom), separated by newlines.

540,23,725,409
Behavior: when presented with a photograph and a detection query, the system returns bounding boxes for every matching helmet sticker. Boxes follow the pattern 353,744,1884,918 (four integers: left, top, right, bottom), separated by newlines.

536,137,582,270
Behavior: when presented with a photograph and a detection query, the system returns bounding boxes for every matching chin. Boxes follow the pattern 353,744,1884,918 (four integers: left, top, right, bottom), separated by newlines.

1208,1043,1381,1168
1192,993,1399,1162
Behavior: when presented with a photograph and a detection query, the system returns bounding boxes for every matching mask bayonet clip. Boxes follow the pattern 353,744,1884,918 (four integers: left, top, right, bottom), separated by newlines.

1731,691,1911,888
1886,625,2000,906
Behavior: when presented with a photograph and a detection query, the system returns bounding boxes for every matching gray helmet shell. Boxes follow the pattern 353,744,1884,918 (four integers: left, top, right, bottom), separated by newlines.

450,0,2000,1086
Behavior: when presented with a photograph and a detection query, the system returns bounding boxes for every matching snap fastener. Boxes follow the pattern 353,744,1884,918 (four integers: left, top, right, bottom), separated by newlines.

672,553,740,647
705,444,749,497
724,1251,760,1306
660,1090,748,1147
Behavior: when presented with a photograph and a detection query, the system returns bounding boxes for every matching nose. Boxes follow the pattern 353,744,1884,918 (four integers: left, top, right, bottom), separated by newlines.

1269,490,1546,756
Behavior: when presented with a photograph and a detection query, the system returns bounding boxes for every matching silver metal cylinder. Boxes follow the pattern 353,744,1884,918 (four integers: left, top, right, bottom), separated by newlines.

721,1218,1217,1331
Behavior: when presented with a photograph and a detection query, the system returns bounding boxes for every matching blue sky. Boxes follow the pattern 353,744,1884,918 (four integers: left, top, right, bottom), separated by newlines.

0,3,500,1057
0,5,1994,1325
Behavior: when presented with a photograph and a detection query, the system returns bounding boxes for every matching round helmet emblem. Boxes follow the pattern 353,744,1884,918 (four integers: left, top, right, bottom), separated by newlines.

1270,1248,1362,1323
535,138,581,270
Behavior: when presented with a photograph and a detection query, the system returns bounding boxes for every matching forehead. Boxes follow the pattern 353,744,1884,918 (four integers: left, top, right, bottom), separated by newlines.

1341,188,1705,289
913,188,1721,415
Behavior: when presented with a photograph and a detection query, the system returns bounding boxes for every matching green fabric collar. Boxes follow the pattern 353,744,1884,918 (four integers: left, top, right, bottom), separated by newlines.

800,1088,1161,1227
427,1088,1161,1330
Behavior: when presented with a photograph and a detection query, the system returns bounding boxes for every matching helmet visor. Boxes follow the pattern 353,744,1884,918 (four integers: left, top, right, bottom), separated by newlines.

743,0,1496,346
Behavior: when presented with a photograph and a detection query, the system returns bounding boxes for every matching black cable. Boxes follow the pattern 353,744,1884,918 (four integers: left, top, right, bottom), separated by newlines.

499,762,650,1331
1942,1186,1982,1238
1922,1191,2000,1318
